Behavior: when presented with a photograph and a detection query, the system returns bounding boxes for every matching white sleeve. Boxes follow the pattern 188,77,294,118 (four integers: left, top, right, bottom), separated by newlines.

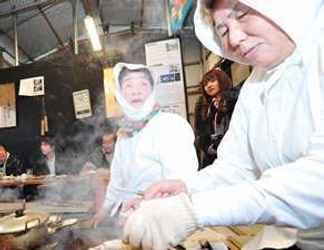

186,93,259,193
102,141,123,214
191,123,324,229
192,158,324,229
189,62,324,230
157,114,199,182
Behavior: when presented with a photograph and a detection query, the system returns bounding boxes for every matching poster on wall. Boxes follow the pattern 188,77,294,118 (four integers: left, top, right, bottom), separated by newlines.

72,89,92,119
145,38,187,119
0,83,16,128
103,67,123,118
150,64,187,116
19,76,45,96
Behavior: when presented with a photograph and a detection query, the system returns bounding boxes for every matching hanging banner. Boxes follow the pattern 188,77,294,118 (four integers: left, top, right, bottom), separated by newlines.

19,76,45,96
169,0,193,33
0,83,16,128
72,89,92,119
145,38,187,119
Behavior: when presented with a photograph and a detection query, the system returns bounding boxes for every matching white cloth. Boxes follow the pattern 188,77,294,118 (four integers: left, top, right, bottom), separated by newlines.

194,0,324,64
113,63,157,121
103,111,199,216
242,226,297,250
47,154,56,175
190,1,324,250
123,193,198,250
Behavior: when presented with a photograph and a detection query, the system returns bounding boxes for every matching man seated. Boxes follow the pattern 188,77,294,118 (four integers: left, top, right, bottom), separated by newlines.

29,135,71,176
81,128,117,212
83,128,117,172
0,144,24,176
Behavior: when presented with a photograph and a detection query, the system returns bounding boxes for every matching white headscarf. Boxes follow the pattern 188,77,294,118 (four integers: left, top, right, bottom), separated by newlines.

194,0,324,63
194,0,324,129
113,63,157,121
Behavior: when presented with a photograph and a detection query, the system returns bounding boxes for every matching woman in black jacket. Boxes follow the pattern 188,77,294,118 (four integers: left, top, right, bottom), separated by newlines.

194,67,240,169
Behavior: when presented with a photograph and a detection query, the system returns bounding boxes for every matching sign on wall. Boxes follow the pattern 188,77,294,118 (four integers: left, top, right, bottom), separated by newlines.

145,38,187,119
72,89,92,119
19,76,45,96
0,83,16,128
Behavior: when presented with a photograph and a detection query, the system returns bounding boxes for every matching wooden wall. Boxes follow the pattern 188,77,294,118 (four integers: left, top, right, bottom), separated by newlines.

0,53,108,170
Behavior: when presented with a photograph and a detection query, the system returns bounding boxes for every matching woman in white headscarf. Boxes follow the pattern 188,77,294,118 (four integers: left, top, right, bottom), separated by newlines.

91,63,198,227
122,0,324,250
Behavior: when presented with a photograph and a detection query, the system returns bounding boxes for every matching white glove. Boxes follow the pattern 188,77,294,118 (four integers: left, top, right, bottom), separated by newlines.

123,193,198,250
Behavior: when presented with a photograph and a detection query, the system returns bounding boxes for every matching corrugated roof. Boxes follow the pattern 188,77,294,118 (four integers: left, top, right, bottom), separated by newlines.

0,0,196,64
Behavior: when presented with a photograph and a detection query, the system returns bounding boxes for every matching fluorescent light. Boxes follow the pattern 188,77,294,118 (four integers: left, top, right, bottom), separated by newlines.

84,15,102,51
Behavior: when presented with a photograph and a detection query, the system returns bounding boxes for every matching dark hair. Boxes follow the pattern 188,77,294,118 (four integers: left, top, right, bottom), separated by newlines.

118,67,154,88
203,0,217,10
200,67,233,101
102,127,117,140
39,136,56,147
0,144,7,151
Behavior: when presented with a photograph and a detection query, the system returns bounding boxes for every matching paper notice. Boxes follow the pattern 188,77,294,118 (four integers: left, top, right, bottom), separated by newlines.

72,89,92,119
19,76,45,96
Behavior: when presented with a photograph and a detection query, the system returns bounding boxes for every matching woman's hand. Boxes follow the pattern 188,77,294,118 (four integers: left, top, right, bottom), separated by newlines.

122,179,188,214
123,193,198,250
118,197,144,226
144,179,188,199
122,196,143,212
91,208,107,228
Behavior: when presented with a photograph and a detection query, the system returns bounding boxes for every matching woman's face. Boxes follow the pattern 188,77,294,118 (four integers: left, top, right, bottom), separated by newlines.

120,72,153,109
212,0,296,69
204,79,220,97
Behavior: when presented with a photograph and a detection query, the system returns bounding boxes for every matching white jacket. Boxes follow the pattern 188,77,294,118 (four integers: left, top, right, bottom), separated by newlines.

103,62,198,215
104,112,198,215
190,1,324,249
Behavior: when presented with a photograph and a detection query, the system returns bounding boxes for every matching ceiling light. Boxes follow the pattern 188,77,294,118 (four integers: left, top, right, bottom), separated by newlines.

84,15,102,51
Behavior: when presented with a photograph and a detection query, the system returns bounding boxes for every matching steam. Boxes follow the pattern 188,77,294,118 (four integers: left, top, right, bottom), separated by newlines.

0,30,186,249
0,188,20,202
38,92,117,201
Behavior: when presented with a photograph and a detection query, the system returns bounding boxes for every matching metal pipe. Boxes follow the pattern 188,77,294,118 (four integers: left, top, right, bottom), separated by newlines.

38,6,65,47
73,0,79,54
164,0,172,36
201,44,206,73
140,0,144,27
13,13,19,66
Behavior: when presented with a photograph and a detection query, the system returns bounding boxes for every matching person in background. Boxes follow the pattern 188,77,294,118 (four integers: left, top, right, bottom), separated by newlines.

81,128,117,212
29,135,70,176
194,67,239,168
90,63,198,230
0,144,24,176
121,0,324,250
82,128,117,172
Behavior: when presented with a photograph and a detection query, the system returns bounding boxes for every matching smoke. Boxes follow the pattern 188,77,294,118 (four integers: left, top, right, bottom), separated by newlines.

0,188,20,202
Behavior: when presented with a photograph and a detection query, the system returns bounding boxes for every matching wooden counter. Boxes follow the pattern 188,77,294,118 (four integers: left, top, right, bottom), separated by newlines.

0,173,109,188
